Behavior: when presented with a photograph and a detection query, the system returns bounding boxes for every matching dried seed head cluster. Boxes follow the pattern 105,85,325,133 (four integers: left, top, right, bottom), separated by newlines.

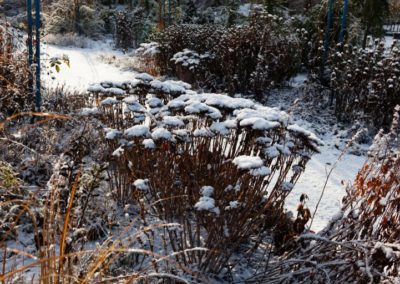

86,72,321,272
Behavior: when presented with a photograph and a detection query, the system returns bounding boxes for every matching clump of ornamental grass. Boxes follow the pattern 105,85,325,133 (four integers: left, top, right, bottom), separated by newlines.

0,157,205,283
259,107,400,283
86,73,322,273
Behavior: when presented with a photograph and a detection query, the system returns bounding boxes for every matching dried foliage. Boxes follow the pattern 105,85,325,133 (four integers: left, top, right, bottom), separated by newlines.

0,25,32,118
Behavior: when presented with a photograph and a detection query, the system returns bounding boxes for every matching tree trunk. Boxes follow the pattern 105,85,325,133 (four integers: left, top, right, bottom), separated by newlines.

158,0,165,30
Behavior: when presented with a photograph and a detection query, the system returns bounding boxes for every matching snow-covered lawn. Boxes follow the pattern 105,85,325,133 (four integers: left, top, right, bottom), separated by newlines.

42,43,367,232
42,41,136,91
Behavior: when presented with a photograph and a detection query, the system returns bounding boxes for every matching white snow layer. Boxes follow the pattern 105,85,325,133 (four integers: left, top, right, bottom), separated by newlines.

233,156,264,170
151,128,173,141
124,125,150,138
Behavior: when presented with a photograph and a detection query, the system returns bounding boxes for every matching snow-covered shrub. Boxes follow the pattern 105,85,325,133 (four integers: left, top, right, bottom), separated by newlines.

136,42,160,57
263,108,400,283
87,74,322,273
328,41,400,130
135,42,161,75
152,23,224,73
170,48,215,83
214,12,300,95
292,2,364,70
170,49,201,71
0,105,200,282
151,11,301,95
1,87,208,282
0,25,32,117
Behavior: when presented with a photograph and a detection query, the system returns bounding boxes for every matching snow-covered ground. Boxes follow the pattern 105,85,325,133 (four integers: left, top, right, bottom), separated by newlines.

42,43,367,232
42,41,136,92
384,35,395,49
269,77,368,232
285,128,365,232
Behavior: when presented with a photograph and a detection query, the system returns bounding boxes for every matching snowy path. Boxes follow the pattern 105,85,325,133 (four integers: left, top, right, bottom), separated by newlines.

273,81,367,231
42,42,135,92
285,141,365,232
281,39,400,231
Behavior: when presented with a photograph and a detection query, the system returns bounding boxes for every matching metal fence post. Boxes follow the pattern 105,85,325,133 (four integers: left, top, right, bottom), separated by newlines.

27,0,34,99
34,0,41,111
321,0,335,79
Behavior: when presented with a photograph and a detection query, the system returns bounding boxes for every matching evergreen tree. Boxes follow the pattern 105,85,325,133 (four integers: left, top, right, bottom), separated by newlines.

358,0,389,48
45,0,104,36
184,0,198,23
226,0,240,26
264,0,283,13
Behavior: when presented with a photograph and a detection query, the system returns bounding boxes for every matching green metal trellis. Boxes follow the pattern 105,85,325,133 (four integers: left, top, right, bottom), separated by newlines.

321,0,349,77
26,0,41,111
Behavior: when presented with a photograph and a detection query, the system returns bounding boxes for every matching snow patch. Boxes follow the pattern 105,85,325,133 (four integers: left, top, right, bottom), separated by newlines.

151,127,173,141
134,179,150,191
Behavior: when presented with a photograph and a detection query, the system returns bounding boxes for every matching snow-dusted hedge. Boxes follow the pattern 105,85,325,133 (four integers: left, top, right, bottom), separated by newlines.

86,73,322,273
328,41,400,130
148,11,301,95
